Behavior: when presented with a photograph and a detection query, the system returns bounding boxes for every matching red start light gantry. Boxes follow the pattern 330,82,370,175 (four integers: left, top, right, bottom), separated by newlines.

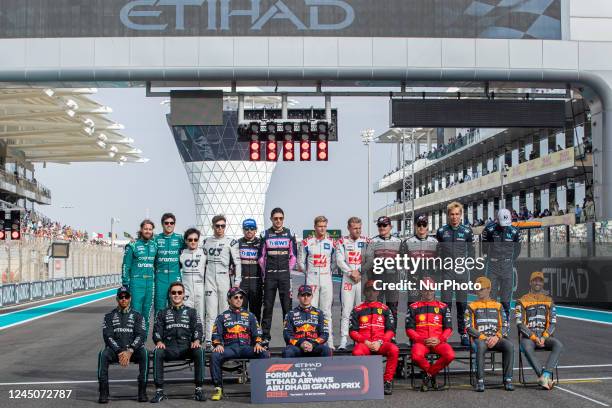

283,141,294,161
249,141,260,161
267,141,278,161
300,141,311,161
316,140,328,161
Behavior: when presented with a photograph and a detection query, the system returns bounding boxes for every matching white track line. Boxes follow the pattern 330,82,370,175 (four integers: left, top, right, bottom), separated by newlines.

558,306,612,315
0,288,115,314
556,385,610,407
457,363,612,372
548,364,612,369
0,289,114,317
0,293,115,331
558,315,612,326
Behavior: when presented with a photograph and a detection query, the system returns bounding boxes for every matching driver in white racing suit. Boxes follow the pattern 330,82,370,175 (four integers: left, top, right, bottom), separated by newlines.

203,215,242,346
298,215,336,348
180,228,207,322
336,216,369,350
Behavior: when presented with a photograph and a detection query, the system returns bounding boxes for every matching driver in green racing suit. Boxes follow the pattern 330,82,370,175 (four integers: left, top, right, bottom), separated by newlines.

154,213,185,314
122,219,158,334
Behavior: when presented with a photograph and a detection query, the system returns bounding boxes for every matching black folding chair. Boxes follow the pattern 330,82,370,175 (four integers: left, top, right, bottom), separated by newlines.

469,344,505,388
410,352,451,390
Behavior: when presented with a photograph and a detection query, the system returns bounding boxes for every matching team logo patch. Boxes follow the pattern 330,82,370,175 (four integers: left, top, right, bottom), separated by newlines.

324,243,331,250
358,242,364,248
434,307,439,314
313,254,328,267
227,325,247,334
377,308,383,314
347,251,362,265
240,248,258,258
241,312,250,317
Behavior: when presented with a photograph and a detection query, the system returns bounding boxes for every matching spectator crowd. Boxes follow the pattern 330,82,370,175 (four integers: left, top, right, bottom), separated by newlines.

20,209,110,246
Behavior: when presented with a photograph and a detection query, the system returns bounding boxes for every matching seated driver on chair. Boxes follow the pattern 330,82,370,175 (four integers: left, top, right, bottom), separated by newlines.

282,285,332,358
405,277,455,392
350,280,399,396
209,287,270,401
151,282,206,403
97,286,148,404
515,271,563,390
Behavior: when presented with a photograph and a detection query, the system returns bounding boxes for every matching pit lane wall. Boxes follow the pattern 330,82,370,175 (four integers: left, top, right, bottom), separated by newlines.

0,236,123,307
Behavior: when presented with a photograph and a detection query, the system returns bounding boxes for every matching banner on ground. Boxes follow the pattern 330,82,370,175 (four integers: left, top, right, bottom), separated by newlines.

250,356,383,404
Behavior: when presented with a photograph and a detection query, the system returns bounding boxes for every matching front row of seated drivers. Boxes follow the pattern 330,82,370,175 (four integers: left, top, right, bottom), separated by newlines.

98,272,562,403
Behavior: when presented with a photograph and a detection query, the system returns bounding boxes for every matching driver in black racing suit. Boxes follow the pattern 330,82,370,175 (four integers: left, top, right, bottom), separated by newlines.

238,218,264,322
436,201,475,346
481,208,521,320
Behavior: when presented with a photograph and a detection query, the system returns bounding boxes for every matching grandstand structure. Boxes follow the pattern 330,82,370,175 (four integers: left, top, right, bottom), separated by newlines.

373,95,593,235
0,88,146,211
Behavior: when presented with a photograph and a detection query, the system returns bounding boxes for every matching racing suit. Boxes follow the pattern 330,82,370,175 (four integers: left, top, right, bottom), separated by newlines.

481,223,521,319
238,237,264,322
405,301,455,376
210,307,270,387
282,305,332,357
98,307,148,385
515,293,563,377
436,224,475,336
465,299,514,381
336,235,369,345
180,247,207,321
122,238,157,333
361,235,402,329
203,236,242,342
299,235,336,346
258,227,297,340
349,301,399,382
399,235,438,305
152,304,205,388
154,232,184,313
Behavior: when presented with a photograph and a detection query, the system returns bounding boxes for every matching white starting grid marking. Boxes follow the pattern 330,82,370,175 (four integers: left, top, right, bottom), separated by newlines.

555,386,610,407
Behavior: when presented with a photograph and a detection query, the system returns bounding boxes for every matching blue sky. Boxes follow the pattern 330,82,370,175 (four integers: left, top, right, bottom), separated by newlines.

35,89,398,238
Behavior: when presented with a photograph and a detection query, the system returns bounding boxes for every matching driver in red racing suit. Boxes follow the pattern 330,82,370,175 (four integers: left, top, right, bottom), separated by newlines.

406,277,455,392
350,280,398,396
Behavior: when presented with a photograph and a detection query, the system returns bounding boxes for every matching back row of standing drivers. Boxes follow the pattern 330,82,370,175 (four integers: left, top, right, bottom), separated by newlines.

121,209,298,346
122,201,519,348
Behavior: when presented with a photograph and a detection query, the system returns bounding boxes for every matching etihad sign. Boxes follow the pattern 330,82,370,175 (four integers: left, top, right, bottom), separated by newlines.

120,0,355,31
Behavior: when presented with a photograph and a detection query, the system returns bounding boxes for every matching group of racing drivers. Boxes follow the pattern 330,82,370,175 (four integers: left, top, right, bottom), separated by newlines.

102,203,563,402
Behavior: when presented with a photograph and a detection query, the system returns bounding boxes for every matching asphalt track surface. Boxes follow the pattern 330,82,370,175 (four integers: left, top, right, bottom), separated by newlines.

1,278,612,408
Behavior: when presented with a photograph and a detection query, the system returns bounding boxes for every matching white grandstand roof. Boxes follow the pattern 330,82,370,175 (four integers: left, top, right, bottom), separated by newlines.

375,128,435,144
0,88,147,164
